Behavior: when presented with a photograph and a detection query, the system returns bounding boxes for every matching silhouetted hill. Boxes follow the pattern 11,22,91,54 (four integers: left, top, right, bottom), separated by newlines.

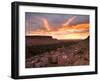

26,36,59,46
85,36,89,42
26,36,53,39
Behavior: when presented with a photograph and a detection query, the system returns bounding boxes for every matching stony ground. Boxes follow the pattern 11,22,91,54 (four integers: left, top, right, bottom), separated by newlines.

26,38,89,68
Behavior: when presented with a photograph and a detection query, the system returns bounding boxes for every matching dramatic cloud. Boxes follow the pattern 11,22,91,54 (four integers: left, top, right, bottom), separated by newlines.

25,12,89,40
37,17,51,31
62,16,77,26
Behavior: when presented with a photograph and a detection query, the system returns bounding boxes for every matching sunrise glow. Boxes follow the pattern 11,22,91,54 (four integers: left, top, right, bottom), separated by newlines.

26,13,89,40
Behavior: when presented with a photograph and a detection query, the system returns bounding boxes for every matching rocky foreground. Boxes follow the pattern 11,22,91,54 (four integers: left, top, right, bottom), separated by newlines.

26,38,89,68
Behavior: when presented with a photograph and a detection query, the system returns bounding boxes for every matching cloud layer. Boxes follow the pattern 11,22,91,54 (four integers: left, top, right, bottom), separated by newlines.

25,12,89,40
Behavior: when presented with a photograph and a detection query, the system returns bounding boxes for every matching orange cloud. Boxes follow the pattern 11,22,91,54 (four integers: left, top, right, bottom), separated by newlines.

37,17,51,31
26,17,89,40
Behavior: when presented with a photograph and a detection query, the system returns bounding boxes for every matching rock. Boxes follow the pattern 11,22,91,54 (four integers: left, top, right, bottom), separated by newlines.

73,58,89,65
26,61,33,68
40,56,49,65
35,62,46,67
50,51,60,64
58,54,68,66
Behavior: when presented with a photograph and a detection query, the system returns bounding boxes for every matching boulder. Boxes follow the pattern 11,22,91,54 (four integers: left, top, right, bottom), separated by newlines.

58,54,68,66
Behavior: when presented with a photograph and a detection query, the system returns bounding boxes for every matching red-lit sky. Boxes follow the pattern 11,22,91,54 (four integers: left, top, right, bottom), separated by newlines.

25,12,89,40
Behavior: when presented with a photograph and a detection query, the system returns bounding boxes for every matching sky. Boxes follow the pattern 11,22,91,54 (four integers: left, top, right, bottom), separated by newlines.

25,12,89,40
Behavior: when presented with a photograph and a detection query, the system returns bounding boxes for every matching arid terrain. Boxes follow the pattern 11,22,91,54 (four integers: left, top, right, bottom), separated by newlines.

25,36,89,68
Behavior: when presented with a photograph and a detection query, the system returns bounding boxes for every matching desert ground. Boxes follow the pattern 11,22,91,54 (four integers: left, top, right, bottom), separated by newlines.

25,36,89,68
